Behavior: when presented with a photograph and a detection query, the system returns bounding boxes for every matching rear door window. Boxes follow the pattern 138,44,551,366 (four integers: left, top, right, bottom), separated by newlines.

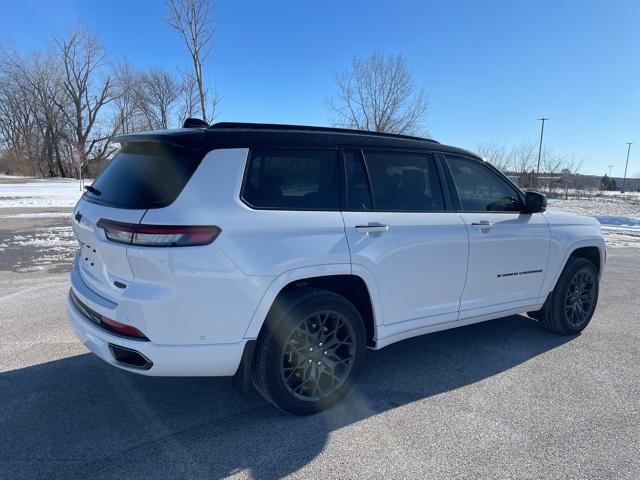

362,150,445,211
446,156,523,212
85,142,204,209
243,149,339,210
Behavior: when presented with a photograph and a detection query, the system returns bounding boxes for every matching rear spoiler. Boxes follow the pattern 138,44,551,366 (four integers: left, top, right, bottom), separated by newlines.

113,129,207,151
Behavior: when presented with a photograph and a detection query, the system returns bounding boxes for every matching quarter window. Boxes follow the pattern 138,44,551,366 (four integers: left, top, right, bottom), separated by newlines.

362,150,444,211
446,156,522,212
243,149,339,210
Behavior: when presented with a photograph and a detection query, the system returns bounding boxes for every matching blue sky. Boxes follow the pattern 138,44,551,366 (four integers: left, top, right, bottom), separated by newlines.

2,0,639,175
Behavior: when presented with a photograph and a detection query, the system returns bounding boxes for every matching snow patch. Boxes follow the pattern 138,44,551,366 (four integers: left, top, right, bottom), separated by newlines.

0,212,72,219
0,178,89,208
15,265,46,273
0,226,78,270
548,196,640,248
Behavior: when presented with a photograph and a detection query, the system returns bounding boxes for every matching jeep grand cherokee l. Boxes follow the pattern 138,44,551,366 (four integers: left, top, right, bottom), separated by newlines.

67,122,605,415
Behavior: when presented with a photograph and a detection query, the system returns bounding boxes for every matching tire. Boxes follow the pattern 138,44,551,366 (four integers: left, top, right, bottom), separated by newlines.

535,257,599,335
251,287,367,415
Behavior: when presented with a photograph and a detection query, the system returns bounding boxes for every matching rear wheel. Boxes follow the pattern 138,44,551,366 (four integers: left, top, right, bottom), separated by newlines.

532,257,599,335
251,288,366,415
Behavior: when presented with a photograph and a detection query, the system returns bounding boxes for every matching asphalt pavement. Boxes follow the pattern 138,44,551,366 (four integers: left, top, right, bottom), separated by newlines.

0,243,639,479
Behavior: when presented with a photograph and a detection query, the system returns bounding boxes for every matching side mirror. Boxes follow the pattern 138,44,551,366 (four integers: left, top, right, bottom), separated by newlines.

524,191,547,213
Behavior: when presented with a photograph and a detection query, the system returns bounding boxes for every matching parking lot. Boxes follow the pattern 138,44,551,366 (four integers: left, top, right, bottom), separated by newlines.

1,213,639,479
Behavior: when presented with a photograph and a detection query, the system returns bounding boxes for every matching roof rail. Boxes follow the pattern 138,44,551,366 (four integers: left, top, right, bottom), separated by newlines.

208,122,438,143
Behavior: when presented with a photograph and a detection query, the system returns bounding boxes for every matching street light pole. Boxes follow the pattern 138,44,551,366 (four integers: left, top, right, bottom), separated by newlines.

534,117,549,189
621,142,632,193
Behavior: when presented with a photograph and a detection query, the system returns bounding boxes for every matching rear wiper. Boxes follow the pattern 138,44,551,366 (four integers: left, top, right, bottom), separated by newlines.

84,185,102,196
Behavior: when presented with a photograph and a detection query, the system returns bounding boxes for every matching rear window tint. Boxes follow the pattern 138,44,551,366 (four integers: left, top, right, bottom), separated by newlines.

242,149,339,210
85,142,204,209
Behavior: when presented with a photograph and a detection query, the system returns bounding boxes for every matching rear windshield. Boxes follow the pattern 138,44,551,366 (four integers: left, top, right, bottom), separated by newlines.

84,142,204,209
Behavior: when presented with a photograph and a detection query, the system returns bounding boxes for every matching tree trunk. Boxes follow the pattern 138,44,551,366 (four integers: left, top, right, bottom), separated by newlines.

196,68,206,123
54,139,66,178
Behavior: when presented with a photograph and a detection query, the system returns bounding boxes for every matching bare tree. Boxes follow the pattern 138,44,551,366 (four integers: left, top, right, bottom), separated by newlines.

0,46,39,175
114,63,199,132
136,69,180,129
0,46,68,176
113,61,145,134
509,142,537,187
164,0,219,122
531,148,585,195
327,51,428,135
473,141,587,195
476,141,510,172
0,28,119,179
0,77,40,175
55,23,116,178
557,154,585,198
27,52,68,177
540,147,567,176
178,72,199,122
1,22,204,179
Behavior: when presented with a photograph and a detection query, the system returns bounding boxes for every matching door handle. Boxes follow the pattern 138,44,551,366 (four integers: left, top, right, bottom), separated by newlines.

355,223,389,235
471,221,494,231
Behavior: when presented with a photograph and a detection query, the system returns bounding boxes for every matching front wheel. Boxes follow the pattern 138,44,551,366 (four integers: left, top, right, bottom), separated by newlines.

251,288,367,415
533,257,599,335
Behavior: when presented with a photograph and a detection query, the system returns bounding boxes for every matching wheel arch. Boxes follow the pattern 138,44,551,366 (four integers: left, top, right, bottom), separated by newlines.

243,266,382,348
541,240,605,301
569,246,602,276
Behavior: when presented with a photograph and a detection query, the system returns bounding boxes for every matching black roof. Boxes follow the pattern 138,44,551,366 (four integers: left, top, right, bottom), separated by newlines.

114,122,479,159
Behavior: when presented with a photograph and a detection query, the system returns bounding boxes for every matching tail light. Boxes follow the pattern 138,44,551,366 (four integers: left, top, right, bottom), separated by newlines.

97,219,220,247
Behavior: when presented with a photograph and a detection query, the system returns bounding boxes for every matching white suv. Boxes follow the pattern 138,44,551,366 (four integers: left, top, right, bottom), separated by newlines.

68,122,605,414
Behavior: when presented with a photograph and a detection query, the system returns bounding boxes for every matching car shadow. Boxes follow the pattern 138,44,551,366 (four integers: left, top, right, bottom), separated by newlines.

1,314,573,480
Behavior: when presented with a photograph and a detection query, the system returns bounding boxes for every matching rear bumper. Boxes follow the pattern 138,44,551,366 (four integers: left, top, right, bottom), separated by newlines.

67,293,247,377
